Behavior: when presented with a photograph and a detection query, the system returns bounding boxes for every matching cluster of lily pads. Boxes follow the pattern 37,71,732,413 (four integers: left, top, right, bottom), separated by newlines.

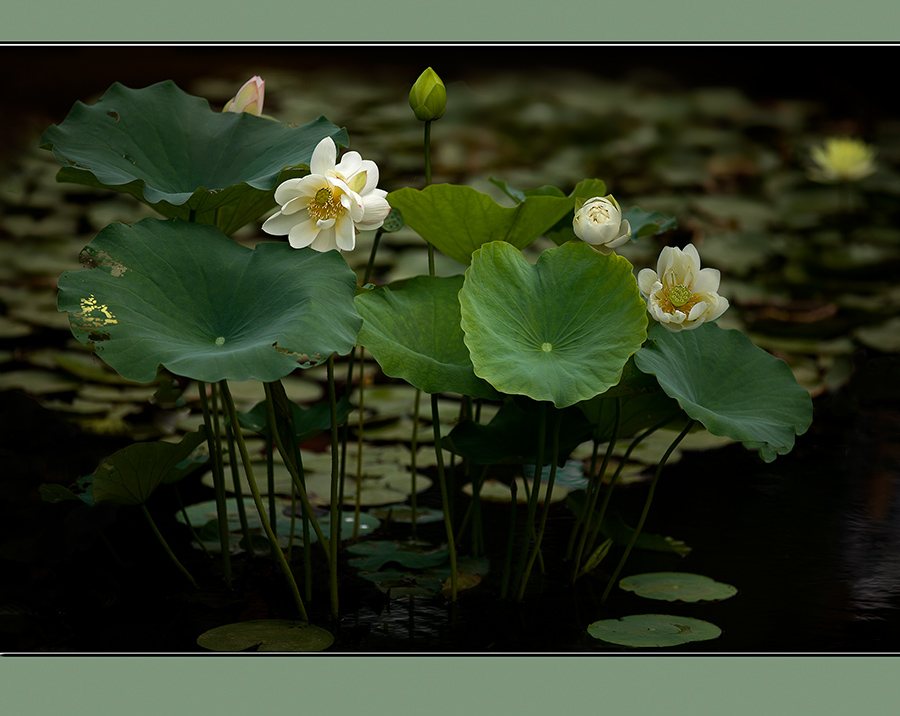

38,70,814,650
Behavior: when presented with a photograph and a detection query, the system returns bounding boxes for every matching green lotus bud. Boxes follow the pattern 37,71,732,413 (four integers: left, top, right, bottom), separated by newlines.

408,67,446,121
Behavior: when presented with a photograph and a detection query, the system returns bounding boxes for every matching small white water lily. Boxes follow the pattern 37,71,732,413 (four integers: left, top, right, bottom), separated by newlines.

262,137,391,252
223,76,265,116
809,137,876,183
573,195,631,255
637,243,729,332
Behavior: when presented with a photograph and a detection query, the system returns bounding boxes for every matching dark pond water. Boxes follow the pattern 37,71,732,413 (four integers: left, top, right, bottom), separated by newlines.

2,354,898,653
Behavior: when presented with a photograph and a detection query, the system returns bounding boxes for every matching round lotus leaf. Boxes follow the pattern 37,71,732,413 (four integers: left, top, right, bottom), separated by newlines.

40,80,348,235
367,504,445,524
355,275,499,400
619,572,737,602
633,323,813,462
587,614,722,647
57,218,362,383
459,241,648,408
197,620,334,652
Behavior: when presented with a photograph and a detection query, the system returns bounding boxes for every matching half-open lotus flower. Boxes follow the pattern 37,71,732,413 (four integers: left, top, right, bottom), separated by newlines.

573,195,631,255
262,137,391,252
637,243,729,332
809,137,876,183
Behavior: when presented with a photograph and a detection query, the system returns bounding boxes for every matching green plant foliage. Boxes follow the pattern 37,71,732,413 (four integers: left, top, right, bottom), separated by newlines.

634,323,813,462
565,495,692,556
386,183,583,265
346,540,450,571
444,398,593,466
40,81,348,235
619,572,738,602
459,241,648,408
237,394,354,443
92,429,207,506
587,614,722,647
355,275,499,399
196,620,334,652
621,207,678,239
57,218,362,383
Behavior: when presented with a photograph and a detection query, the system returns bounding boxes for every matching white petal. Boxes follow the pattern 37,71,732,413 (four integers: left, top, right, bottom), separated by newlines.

357,159,380,195
310,137,336,176
637,269,659,298
316,218,336,230
687,300,709,321
333,151,362,178
310,227,339,253
705,295,729,322
335,215,356,251
262,210,301,236
657,246,677,282
693,267,721,294
275,175,323,206
287,217,320,249
281,195,310,216
356,193,391,229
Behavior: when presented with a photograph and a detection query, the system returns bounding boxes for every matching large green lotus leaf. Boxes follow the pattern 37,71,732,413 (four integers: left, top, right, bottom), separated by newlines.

633,323,813,462
355,275,499,400
459,241,648,408
386,183,580,265
40,81,348,235
57,218,362,383
93,429,207,506
587,614,721,648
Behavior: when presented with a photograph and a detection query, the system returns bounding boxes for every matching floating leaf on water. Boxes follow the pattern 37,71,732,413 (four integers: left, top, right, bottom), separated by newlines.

620,572,738,603
587,614,722,647
197,620,334,652
855,317,900,353
0,370,80,395
462,477,569,504
367,504,444,524
346,540,450,571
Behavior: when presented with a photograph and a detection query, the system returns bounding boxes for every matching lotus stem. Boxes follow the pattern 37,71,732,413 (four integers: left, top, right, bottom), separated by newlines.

517,410,563,601
197,381,231,587
327,355,341,620
220,380,308,622
499,478,517,600
432,392,458,601
140,503,198,590
409,388,421,539
512,402,547,599
223,407,255,557
601,420,695,604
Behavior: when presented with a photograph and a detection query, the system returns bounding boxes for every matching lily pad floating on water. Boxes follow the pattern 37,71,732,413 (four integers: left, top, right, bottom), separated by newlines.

57,218,362,384
346,540,450,571
197,620,334,652
368,504,444,524
40,80,348,236
587,614,722,648
619,572,737,602
462,477,569,504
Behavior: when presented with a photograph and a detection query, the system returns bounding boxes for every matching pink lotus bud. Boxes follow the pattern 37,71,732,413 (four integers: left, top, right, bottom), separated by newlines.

223,76,265,116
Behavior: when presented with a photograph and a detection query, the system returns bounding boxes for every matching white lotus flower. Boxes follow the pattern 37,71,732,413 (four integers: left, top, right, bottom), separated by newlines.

573,195,632,255
223,76,265,116
637,243,729,332
809,137,876,183
262,137,391,252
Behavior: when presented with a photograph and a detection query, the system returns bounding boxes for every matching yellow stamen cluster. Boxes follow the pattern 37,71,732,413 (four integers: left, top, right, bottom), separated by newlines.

308,186,344,222
661,285,701,315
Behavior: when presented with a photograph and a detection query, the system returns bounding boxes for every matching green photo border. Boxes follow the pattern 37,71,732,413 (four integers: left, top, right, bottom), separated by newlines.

2,0,898,708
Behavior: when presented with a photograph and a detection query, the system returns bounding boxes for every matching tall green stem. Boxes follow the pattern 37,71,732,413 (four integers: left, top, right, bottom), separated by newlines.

512,402,547,598
570,398,621,577
432,392,458,601
601,420,695,604
327,355,341,620
517,410,563,601
140,503,198,589
197,381,231,587
220,381,308,621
